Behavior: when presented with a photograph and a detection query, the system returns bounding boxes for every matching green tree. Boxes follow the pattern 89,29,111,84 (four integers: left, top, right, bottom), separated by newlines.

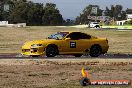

27,2,44,25
0,0,14,21
9,1,28,23
42,3,63,25
63,19,74,26
105,5,126,21
0,10,4,20
126,20,132,25
126,8,132,14
9,1,63,25
75,5,102,24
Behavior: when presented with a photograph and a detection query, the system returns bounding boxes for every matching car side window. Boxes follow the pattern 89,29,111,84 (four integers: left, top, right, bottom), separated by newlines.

81,33,91,39
66,32,91,40
66,32,80,40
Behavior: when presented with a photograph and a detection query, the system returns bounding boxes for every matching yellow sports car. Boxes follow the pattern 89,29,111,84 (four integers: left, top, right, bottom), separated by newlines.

21,32,109,57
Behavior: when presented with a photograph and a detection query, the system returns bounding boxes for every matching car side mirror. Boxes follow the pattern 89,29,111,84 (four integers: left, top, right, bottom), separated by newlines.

65,38,71,40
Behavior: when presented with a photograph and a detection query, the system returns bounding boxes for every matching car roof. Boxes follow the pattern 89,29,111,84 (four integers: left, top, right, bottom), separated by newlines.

58,31,82,33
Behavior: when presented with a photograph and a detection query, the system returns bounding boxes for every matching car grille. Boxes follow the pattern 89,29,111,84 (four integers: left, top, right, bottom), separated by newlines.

22,49,30,52
22,48,38,53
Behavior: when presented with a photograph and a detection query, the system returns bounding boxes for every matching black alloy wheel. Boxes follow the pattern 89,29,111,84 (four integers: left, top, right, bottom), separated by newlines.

46,45,58,57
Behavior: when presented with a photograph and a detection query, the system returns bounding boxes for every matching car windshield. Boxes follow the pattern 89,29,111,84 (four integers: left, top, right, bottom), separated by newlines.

93,23,98,24
48,32,69,40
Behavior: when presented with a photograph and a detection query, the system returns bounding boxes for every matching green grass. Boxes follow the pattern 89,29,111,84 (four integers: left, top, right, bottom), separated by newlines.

102,25,132,29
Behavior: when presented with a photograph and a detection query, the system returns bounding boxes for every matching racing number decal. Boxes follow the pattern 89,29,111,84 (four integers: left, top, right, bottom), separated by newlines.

70,42,76,48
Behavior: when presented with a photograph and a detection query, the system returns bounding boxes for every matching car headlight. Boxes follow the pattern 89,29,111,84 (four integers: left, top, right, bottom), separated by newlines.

31,44,42,47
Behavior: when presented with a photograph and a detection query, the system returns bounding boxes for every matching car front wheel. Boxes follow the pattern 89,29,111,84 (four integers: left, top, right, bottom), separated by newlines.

46,45,58,57
74,54,82,57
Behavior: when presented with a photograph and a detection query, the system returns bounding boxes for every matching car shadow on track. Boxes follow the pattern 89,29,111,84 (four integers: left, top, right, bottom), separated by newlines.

0,53,132,59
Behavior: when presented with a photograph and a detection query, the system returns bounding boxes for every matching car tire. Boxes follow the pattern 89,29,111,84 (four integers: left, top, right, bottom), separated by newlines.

46,45,58,57
95,25,100,28
31,55,40,57
74,54,82,57
89,45,102,57
97,26,100,28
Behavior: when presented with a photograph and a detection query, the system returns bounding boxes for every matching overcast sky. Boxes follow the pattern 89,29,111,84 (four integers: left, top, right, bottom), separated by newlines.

32,0,132,19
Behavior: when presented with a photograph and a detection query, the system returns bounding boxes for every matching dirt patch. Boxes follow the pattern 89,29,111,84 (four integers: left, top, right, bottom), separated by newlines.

0,59,131,88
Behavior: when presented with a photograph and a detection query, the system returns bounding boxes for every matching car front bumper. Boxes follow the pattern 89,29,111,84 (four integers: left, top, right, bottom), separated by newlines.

21,47,46,56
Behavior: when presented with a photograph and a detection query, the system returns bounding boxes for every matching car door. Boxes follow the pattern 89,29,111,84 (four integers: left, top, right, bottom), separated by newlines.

72,33,92,52
58,38,78,53
61,32,92,53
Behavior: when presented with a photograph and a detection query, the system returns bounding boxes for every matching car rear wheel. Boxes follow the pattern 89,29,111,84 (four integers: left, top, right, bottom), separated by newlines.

31,55,40,57
89,45,102,57
95,25,100,28
46,45,58,57
74,54,82,57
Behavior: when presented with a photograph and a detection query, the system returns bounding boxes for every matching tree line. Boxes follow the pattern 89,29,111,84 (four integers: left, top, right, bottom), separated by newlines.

75,5,132,25
0,0,132,25
0,0,63,26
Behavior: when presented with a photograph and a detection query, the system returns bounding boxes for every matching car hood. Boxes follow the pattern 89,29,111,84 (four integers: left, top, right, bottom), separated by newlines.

22,39,56,49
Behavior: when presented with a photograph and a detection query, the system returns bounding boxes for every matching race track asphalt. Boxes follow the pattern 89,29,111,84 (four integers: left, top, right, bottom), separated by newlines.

0,53,132,59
